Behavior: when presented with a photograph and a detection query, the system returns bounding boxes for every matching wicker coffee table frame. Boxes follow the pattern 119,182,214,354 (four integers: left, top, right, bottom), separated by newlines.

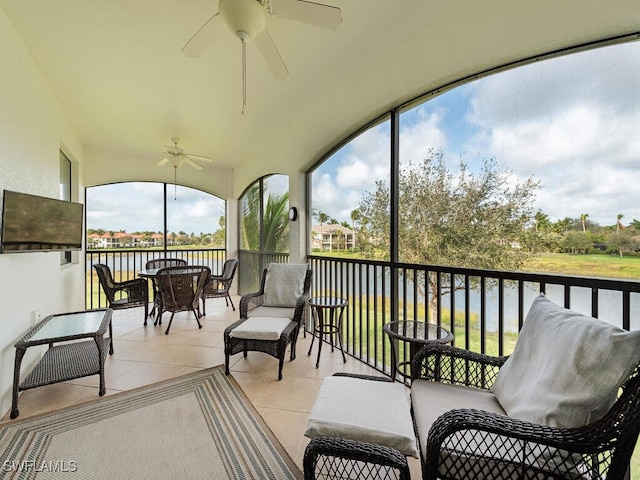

10,308,114,419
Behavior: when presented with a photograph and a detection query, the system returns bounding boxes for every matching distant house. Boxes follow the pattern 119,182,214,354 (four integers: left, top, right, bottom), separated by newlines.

87,231,164,248
311,224,357,252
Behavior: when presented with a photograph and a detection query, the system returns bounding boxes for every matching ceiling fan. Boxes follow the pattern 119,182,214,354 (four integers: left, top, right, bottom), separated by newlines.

181,0,342,113
157,137,213,198
156,136,213,171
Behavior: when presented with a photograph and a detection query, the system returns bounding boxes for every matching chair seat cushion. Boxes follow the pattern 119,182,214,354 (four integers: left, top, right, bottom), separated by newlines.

492,294,640,428
230,317,293,341
247,306,295,320
411,379,506,459
305,376,419,458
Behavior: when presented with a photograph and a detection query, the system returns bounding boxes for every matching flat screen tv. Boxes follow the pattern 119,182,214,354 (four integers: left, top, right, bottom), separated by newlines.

1,190,83,253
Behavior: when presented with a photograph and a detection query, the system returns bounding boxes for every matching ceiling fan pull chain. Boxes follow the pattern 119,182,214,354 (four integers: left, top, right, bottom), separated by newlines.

241,38,247,115
173,166,178,200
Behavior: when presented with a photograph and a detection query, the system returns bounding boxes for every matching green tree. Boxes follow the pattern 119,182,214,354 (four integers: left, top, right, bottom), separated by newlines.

241,183,290,253
561,231,592,254
534,210,552,231
358,152,540,315
608,230,635,258
350,209,362,232
316,211,329,230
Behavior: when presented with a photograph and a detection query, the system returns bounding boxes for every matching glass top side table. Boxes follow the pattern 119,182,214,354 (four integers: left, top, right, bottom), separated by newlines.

10,308,114,419
307,296,348,368
383,320,453,382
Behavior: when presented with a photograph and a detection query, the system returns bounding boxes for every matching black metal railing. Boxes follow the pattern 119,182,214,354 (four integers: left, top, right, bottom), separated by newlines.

86,249,640,381
86,248,226,309
309,255,640,378
238,250,290,294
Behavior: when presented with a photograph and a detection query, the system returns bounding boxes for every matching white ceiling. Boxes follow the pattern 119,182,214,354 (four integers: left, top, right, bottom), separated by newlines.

2,0,640,196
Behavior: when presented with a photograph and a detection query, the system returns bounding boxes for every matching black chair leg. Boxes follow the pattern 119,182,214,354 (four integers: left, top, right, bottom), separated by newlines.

164,313,175,335
228,295,236,311
194,309,203,328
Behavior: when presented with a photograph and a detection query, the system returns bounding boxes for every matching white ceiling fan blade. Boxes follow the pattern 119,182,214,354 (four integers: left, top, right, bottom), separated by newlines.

183,157,203,170
181,13,220,58
184,153,214,162
272,0,342,31
157,158,169,166
255,29,289,80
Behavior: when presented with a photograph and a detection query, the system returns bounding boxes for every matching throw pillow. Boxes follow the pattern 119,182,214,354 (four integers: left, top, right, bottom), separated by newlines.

492,294,640,428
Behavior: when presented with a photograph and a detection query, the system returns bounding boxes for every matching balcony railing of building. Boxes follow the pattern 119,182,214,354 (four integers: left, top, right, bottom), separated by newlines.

86,248,226,309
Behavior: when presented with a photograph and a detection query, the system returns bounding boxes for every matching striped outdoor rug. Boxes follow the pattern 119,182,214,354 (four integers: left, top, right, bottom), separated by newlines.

0,366,302,479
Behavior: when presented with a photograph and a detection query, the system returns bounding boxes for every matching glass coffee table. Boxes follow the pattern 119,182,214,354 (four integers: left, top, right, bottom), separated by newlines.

384,320,453,382
10,308,114,419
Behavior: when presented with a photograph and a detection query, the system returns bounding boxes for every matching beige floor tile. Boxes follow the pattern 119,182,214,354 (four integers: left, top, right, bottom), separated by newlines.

253,375,323,412
256,406,310,470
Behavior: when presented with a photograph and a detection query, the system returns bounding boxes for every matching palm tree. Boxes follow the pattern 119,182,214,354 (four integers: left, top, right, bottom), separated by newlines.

350,209,362,232
580,213,589,232
241,184,290,253
616,213,624,234
317,211,329,230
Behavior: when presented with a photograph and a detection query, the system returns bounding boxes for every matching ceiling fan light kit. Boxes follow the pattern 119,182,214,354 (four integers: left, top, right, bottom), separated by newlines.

219,0,267,41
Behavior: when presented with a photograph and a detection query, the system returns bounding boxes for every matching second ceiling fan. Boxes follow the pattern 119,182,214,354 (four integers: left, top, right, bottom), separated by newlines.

182,0,342,113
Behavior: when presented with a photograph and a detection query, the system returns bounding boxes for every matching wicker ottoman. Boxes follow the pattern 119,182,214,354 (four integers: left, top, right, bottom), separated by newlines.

303,373,417,480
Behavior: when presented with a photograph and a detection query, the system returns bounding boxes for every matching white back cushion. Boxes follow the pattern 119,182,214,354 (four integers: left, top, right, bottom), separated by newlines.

263,263,308,307
492,294,640,428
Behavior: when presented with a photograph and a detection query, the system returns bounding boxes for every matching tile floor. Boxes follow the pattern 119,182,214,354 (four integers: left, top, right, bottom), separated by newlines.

0,299,422,477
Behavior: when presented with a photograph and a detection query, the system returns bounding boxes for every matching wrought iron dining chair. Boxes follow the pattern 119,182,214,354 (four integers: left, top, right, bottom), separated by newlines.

201,258,239,315
154,265,210,335
94,263,149,323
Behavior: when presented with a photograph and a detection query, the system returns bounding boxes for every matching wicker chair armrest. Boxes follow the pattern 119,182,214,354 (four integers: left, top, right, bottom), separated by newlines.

293,293,310,326
412,343,507,390
424,408,623,480
223,317,249,337
239,291,265,318
304,436,410,480
117,277,148,298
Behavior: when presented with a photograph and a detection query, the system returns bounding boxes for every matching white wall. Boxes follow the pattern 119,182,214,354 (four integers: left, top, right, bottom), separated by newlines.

0,7,85,416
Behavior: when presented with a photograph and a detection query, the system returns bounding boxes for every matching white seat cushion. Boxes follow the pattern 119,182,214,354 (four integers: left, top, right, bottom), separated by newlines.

229,317,293,341
492,294,640,428
247,306,295,320
305,376,419,458
411,379,506,459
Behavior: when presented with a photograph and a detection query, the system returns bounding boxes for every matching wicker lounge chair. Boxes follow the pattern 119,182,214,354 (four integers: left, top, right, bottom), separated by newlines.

94,263,148,323
304,295,640,480
201,258,238,315
224,263,312,380
154,265,210,334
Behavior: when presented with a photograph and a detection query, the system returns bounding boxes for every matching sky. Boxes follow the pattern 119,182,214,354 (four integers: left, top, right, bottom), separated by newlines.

86,182,225,234
312,40,640,227
87,40,640,233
